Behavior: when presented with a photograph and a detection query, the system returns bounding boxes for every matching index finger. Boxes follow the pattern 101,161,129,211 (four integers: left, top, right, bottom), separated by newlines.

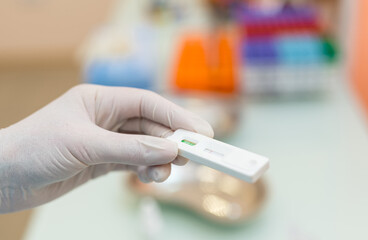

93,86,214,137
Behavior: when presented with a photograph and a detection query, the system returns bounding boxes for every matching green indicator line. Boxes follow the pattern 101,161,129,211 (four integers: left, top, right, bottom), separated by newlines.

181,139,196,146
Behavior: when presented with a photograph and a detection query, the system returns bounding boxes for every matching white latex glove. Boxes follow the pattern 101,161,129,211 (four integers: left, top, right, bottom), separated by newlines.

0,84,213,214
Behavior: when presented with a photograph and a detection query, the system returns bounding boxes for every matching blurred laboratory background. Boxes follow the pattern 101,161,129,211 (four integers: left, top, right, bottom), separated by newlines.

0,0,367,239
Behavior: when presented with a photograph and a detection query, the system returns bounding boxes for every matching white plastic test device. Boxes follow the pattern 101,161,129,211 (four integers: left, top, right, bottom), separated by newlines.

167,129,269,183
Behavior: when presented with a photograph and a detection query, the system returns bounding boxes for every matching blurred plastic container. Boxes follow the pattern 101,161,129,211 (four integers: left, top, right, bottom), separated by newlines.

171,30,242,138
235,2,339,97
82,25,157,90
173,31,239,94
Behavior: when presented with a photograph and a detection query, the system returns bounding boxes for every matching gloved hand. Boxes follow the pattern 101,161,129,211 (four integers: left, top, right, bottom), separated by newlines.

0,84,213,214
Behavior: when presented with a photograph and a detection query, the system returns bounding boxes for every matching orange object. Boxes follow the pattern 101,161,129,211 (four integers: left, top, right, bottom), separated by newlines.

211,32,237,92
174,31,238,94
175,36,209,91
351,0,368,118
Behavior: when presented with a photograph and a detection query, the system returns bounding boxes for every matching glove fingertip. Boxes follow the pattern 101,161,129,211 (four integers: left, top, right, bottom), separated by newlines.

172,156,189,166
148,165,171,183
192,120,214,138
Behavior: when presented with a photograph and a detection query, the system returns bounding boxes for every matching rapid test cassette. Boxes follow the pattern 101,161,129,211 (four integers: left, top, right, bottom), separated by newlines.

167,129,269,183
